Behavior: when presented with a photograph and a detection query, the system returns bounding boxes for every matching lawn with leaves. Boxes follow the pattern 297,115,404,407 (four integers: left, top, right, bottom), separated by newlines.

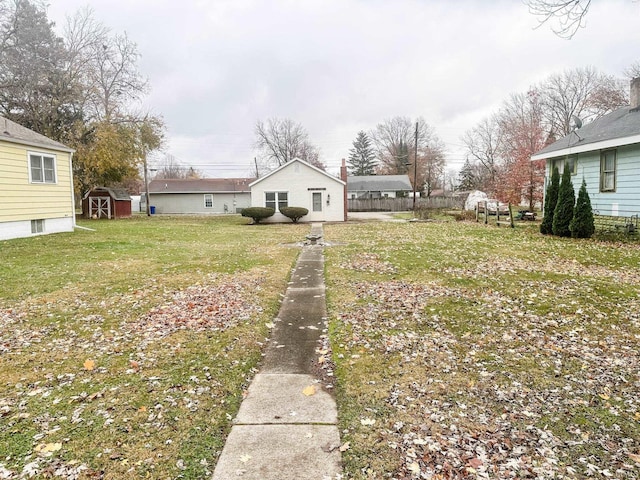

0,215,306,479
324,220,640,479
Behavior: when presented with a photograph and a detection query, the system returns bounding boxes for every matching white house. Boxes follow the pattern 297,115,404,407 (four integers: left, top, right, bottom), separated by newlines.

147,178,252,214
346,175,413,199
0,116,75,241
249,158,347,223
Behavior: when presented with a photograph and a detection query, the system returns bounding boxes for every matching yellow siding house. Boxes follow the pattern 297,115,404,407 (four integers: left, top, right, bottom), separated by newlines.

0,116,75,241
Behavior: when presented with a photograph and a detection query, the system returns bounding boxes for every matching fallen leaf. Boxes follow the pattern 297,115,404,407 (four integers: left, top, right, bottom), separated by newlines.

339,442,350,452
302,385,316,396
408,462,420,474
629,453,640,463
83,359,95,371
239,454,251,463
360,418,376,426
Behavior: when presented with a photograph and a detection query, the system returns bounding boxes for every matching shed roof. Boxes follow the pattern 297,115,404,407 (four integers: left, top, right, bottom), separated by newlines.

531,106,640,160
149,178,254,193
83,187,131,201
0,116,74,153
347,175,413,192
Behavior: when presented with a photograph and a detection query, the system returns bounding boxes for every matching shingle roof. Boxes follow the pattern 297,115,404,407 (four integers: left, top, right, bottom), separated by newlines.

347,175,413,192
0,116,74,152
149,178,254,193
531,106,640,160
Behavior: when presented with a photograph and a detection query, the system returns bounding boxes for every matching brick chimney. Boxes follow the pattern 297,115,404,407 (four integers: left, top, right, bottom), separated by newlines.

631,77,640,111
341,159,348,221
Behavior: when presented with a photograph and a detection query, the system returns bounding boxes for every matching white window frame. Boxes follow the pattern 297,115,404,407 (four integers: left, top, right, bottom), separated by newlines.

265,191,288,211
28,151,57,184
204,194,213,208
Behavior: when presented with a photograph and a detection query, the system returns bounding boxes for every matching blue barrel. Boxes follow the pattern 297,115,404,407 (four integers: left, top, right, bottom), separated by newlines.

150,206,156,214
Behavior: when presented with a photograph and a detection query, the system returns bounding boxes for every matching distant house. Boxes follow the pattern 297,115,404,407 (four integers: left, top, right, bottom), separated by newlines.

249,158,347,223
346,175,413,199
0,117,75,241
147,178,253,214
82,187,132,219
531,77,640,218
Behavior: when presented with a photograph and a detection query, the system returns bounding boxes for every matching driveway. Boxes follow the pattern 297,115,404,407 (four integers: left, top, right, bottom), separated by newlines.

347,211,407,222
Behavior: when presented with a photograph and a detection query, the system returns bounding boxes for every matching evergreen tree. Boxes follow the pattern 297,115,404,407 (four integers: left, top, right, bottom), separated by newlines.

569,179,595,238
457,159,477,191
552,166,575,237
540,166,560,234
347,131,377,175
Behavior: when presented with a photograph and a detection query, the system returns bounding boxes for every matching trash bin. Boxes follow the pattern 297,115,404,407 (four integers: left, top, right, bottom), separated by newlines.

150,206,156,214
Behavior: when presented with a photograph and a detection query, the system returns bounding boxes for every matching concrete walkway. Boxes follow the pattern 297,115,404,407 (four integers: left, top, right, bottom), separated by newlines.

212,223,343,480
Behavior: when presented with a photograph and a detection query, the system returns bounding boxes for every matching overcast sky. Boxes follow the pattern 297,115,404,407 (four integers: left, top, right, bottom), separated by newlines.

47,0,640,178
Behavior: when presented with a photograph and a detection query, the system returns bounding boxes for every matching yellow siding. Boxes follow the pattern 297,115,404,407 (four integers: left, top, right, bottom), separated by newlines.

0,140,74,222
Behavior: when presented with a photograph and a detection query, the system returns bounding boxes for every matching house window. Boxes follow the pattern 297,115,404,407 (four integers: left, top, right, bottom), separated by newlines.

551,156,577,175
600,150,616,192
204,194,213,208
29,153,56,183
312,192,322,212
265,192,288,211
31,219,44,234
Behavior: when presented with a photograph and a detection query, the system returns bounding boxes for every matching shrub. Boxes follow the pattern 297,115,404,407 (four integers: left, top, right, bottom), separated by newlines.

552,167,575,237
241,207,275,224
570,179,595,238
540,166,560,235
279,206,309,223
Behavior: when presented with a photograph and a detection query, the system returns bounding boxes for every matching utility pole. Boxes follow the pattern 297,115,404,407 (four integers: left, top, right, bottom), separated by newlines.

413,121,418,212
143,153,151,216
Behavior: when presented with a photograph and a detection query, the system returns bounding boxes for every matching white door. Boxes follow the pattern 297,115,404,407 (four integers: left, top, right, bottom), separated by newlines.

89,197,111,219
312,192,322,212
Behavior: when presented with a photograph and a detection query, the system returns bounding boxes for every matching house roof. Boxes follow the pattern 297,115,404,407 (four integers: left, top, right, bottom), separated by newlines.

249,158,346,187
0,116,74,153
347,175,413,192
149,178,254,194
531,106,640,160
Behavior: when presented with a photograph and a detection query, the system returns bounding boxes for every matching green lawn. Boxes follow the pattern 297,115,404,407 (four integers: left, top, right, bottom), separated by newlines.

1,216,639,479
0,215,306,479
324,220,640,479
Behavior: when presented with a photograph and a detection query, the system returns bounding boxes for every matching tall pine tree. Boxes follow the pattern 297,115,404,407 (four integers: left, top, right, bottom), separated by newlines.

540,166,560,234
457,159,477,191
569,179,595,238
347,131,377,175
552,166,575,237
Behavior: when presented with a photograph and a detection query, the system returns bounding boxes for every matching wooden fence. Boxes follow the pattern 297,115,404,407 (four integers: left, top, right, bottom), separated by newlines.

348,196,462,212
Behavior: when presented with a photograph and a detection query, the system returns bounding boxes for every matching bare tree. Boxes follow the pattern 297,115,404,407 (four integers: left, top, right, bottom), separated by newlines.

625,61,640,80
525,0,592,38
254,118,324,169
153,154,201,179
539,67,627,137
63,7,148,122
461,115,503,192
371,116,446,196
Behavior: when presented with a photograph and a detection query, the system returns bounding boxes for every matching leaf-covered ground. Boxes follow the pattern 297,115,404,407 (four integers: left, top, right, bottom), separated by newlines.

0,216,306,479
324,221,640,479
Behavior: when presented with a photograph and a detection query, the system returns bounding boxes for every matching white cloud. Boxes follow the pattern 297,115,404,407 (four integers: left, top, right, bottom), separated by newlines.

47,0,640,176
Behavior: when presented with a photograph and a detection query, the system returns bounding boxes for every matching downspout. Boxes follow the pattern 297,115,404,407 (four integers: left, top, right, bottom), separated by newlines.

69,151,76,228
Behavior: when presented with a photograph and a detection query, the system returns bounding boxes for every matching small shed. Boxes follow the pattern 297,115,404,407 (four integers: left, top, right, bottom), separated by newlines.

83,187,132,219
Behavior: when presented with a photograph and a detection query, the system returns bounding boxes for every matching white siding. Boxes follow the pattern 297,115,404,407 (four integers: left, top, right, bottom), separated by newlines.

149,192,251,214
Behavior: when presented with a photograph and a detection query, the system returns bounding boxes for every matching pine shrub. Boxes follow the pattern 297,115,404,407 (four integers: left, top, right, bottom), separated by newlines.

540,166,560,235
552,167,575,237
279,207,309,223
241,207,275,224
570,179,595,238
